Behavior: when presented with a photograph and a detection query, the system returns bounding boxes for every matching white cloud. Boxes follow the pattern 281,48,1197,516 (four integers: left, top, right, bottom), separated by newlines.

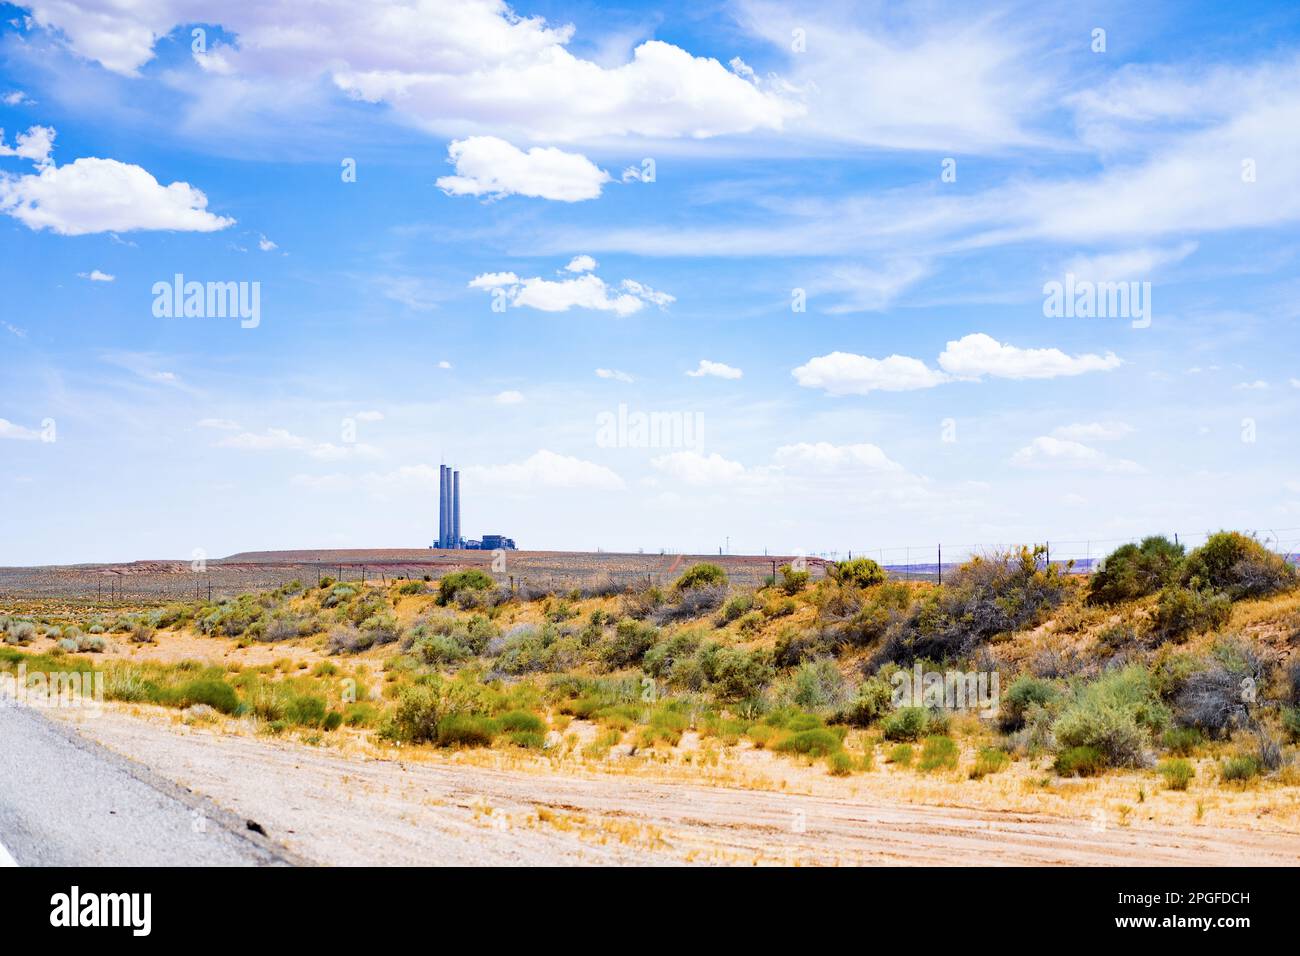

77,269,114,282
651,450,747,486
27,1,797,142
565,255,598,273
3,321,27,338
815,259,930,314
0,418,41,441
1051,422,1134,442
792,351,947,396
774,442,903,473
437,136,610,202
0,125,55,166
1010,436,1141,474
937,333,1121,380
1063,241,1197,283
197,418,241,431
470,449,624,490
494,390,524,404
469,262,672,316
686,359,742,380
258,234,277,251
0,157,234,235
1234,380,1269,390
595,368,633,383
2,91,31,106
437,360,453,369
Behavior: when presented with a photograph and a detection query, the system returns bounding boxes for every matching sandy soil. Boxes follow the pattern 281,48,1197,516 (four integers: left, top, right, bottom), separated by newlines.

50,706,1300,866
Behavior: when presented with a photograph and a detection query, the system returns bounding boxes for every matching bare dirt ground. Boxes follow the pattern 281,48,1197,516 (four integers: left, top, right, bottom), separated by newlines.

50,706,1300,866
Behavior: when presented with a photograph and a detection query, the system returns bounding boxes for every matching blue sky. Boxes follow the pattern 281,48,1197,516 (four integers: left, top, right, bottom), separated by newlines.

2,0,1299,566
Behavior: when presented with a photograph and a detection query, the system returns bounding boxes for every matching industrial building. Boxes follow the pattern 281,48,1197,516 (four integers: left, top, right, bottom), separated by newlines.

433,464,516,550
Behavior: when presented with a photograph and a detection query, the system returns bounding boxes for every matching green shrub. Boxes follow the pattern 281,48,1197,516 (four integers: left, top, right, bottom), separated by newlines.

830,558,887,589
774,727,842,757
1088,536,1185,605
736,610,765,635
1282,707,1300,742
436,714,497,748
1153,586,1230,640
396,580,427,595
838,676,894,727
1159,758,1194,791
1054,745,1104,777
601,619,658,670
719,593,754,624
507,730,545,749
437,569,494,605
1182,531,1295,599
998,675,1058,732
1162,727,1204,755
780,659,846,710
284,695,328,727
175,678,239,715
674,563,727,591
702,645,774,701
918,735,958,772
497,710,545,734
322,711,343,732
1051,666,1169,767
881,706,928,742
826,750,854,776
380,678,487,744
1220,754,1260,782
888,743,914,766
969,747,1009,779
778,564,810,595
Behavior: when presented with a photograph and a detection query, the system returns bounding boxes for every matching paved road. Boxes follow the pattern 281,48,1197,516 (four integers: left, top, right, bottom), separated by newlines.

0,701,294,866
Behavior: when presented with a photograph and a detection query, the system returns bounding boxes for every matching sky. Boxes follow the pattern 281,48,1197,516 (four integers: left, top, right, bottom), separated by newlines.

2,0,1300,566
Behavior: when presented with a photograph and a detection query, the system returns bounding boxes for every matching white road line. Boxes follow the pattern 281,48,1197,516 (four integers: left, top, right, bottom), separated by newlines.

0,839,18,867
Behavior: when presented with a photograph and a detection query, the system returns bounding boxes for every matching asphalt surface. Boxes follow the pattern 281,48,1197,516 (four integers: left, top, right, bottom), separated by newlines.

0,699,296,866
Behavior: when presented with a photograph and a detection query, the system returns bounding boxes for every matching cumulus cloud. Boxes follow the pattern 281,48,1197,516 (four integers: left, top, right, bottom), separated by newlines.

774,442,903,472
437,137,610,201
595,368,633,383
0,157,234,235
470,449,624,490
2,91,31,106
76,269,114,282
0,125,55,166
23,1,797,142
1010,436,1141,474
650,450,747,486
258,234,277,251
469,261,673,316
936,333,1121,380
494,390,524,404
565,255,597,273
792,351,947,396
686,360,742,380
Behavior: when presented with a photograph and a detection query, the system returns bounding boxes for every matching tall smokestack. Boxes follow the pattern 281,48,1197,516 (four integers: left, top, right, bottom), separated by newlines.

452,470,461,549
438,465,448,548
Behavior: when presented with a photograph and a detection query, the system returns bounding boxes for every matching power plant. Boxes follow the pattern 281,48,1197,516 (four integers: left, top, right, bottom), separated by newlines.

434,463,516,551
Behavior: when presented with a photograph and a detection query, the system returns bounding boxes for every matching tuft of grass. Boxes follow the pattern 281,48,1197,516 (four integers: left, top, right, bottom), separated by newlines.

969,747,1010,780
773,727,842,758
1220,755,1260,783
888,743,914,766
918,735,958,772
826,750,854,776
1054,745,1105,777
1159,758,1194,791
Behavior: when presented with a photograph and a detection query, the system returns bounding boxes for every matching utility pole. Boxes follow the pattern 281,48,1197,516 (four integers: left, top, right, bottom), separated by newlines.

938,543,942,585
